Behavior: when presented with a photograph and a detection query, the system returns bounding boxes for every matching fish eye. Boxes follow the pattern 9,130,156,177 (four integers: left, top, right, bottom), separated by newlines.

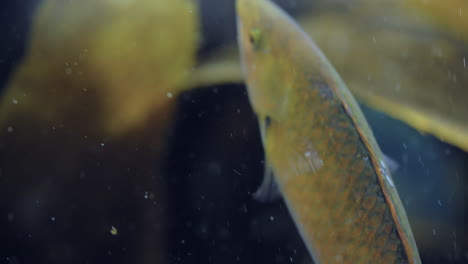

248,28,263,50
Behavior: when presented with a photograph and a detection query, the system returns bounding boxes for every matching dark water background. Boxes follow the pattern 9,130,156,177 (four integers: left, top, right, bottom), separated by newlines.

1,0,468,263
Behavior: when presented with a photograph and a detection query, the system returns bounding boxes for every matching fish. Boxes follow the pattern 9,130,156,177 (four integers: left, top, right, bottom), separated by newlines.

235,0,421,263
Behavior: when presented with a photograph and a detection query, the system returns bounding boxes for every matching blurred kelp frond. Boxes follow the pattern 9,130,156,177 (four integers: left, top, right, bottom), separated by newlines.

0,0,198,137
192,0,468,152
299,1,468,152
0,0,198,263
184,45,243,89
403,0,468,44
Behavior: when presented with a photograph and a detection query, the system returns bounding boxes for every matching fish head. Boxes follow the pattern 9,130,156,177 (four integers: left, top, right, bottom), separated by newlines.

236,0,299,121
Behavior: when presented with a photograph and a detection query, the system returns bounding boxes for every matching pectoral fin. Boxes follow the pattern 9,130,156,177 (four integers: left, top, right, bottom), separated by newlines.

382,152,399,173
254,115,323,203
253,160,282,202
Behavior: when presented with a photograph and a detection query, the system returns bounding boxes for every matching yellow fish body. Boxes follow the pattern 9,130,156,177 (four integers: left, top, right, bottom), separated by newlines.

236,0,421,263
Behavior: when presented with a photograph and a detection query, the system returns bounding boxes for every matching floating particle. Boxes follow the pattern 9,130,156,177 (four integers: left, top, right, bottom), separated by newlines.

110,226,118,235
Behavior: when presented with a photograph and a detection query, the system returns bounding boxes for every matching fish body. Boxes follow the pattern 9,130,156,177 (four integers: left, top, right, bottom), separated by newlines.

236,0,421,263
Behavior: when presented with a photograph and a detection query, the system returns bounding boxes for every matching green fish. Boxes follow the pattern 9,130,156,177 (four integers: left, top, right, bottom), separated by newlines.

236,0,421,263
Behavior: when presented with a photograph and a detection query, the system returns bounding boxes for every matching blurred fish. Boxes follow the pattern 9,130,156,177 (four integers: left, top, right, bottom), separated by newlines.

236,0,420,263
0,0,198,263
0,0,198,137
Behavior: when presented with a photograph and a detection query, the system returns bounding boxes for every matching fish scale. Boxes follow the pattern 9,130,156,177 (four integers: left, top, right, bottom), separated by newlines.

236,0,420,262
276,77,407,263
276,116,406,263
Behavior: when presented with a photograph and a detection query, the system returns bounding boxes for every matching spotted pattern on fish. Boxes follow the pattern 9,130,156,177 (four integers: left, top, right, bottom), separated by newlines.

266,79,407,263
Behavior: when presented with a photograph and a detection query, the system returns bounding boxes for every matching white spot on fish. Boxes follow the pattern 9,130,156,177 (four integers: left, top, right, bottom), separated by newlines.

12,99,18,104
294,143,323,175
167,92,173,98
